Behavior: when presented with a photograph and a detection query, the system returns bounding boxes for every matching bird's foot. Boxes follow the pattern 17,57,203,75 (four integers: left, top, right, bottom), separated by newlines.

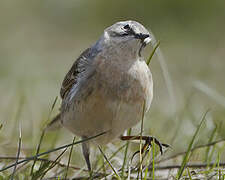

120,135,170,161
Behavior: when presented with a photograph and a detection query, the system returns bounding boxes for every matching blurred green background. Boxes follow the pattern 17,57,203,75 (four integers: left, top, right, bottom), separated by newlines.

0,0,225,172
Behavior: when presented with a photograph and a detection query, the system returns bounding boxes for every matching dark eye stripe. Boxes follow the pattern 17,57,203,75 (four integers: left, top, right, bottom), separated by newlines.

121,33,129,36
111,32,129,37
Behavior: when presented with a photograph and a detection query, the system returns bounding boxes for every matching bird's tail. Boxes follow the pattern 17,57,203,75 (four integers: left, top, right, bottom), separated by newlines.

45,114,62,131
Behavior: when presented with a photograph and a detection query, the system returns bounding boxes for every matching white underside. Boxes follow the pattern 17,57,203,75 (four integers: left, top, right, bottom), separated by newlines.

61,59,153,145
62,94,144,145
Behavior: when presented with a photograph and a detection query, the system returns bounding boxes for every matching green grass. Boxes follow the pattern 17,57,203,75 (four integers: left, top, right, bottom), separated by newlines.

176,110,209,179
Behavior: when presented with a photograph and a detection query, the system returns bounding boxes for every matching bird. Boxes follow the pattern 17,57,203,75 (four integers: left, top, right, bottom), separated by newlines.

47,20,168,172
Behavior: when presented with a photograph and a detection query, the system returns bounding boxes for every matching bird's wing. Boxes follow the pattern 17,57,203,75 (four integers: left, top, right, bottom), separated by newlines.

47,47,98,130
60,48,92,99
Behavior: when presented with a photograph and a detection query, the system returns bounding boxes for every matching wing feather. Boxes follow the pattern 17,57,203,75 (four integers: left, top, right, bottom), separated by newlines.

60,48,91,99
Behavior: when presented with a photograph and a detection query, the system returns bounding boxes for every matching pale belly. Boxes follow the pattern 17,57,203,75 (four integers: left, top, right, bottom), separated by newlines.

61,60,153,145
62,90,144,145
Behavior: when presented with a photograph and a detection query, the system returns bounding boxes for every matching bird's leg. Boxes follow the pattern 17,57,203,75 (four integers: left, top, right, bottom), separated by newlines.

82,136,92,173
120,135,170,157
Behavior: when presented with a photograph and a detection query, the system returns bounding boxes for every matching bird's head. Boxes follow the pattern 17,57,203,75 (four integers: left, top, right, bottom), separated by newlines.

96,20,151,57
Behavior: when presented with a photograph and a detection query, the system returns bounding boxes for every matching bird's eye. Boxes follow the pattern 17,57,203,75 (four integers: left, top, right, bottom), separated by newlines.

123,24,130,30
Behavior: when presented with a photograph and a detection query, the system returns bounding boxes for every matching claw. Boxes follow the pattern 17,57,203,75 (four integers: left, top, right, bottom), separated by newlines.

120,135,170,162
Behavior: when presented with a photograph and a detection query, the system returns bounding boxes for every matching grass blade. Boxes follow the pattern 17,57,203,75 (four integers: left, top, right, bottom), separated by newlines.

144,146,151,179
40,148,68,179
98,146,121,180
64,137,76,179
146,41,160,66
138,101,146,179
11,94,25,139
151,139,155,180
30,130,46,177
187,168,193,180
51,96,58,111
0,131,107,172
121,128,132,178
31,161,51,180
149,32,177,116
205,125,217,163
31,97,58,177
97,144,126,173
101,150,107,179
43,96,58,128
176,110,209,179
216,149,223,180
10,123,22,179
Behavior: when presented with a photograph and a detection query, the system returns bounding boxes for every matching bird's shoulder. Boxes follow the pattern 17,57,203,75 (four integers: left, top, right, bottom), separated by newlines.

60,48,92,99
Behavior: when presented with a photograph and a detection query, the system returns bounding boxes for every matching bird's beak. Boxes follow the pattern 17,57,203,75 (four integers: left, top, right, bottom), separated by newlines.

143,36,151,45
135,33,150,41
137,34,152,56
